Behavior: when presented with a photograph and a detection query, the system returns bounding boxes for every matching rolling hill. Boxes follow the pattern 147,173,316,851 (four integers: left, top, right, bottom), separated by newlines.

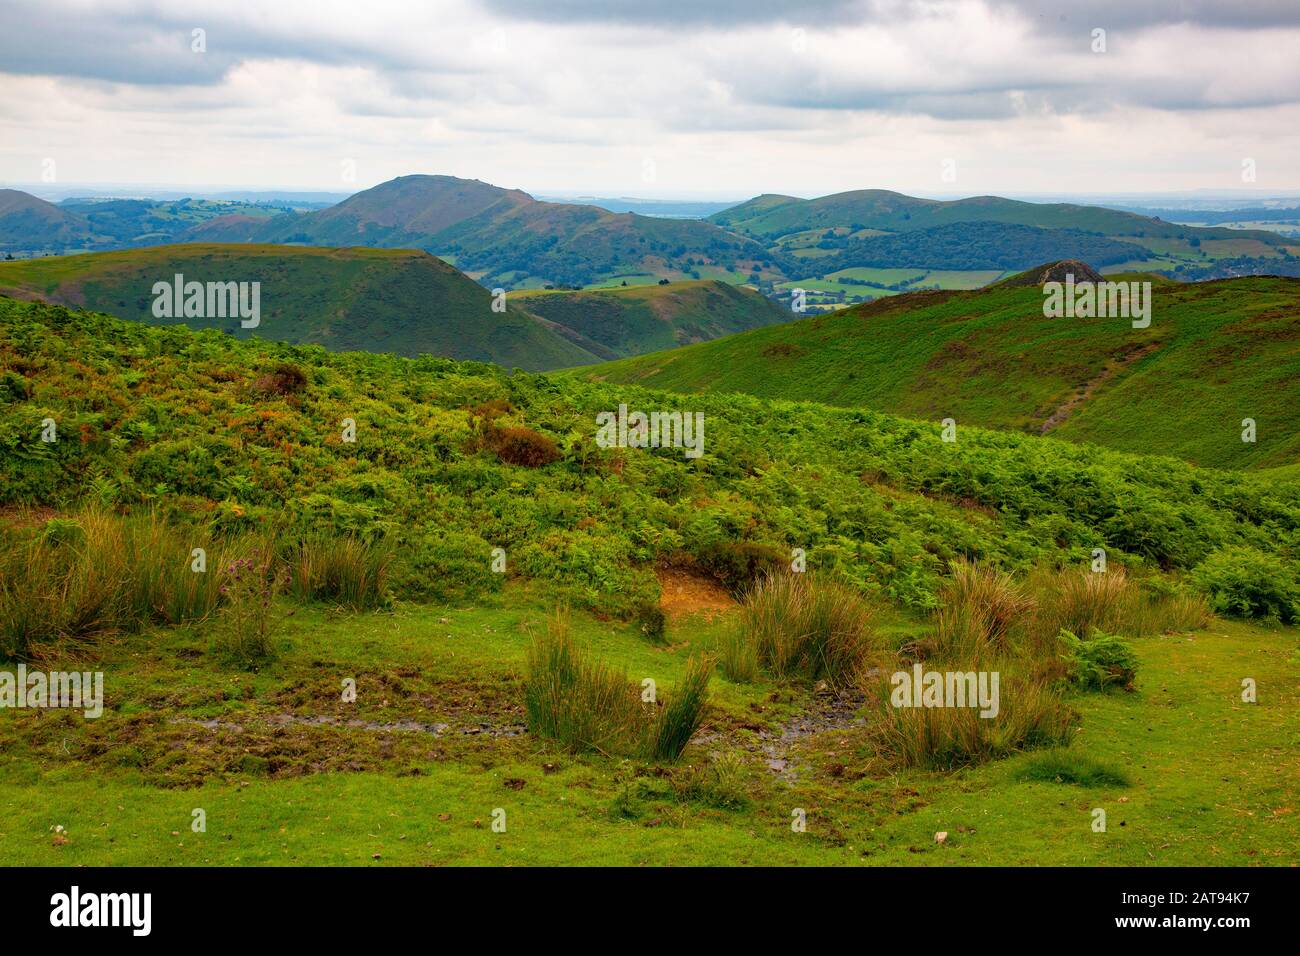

570,265,1300,469
0,189,95,254
193,175,784,289
709,189,1294,244
0,244,598,370
512,280,792,361
708,189,1300,289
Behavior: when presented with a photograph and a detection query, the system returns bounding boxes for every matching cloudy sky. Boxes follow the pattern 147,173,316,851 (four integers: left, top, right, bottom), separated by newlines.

2,0,1299,198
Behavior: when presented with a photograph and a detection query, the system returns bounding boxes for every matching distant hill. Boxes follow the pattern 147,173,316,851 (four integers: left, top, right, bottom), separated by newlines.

0,244,598,370
193,175,783,289
512,280,792,361
569,265,1300,469
709,188,1292,243
0,190,299,255
0,189,95,253
708,189,1299,282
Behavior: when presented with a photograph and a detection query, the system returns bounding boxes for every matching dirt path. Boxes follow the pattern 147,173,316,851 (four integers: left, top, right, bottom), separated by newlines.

1039,342,1160,434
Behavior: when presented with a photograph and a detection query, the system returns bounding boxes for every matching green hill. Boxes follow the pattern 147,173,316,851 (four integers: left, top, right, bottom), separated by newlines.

710,188,1292,244
570,269,1300,469
196,174,783,289
0,244,598,370
512,279,792,361
0,189,95,253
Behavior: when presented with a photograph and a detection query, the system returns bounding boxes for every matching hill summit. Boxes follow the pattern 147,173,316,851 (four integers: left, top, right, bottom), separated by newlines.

999,259,1106,287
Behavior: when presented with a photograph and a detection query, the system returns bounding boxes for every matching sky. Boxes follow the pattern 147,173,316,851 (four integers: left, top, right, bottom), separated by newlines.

2,0,1299,199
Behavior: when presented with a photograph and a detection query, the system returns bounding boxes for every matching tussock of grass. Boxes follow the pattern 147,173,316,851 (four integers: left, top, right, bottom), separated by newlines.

288,533,393,610
870,671,1076,770
647,655,714,761
730,572,877,686
525,607,712,761
1015,749,1131,788
933,560,1035,659
0,508,394,661
1033,565,1214,639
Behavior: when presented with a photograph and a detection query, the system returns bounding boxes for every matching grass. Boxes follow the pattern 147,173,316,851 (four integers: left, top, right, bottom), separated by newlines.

571,275,1300,469
1,596,1292,865
728,573,879,686
1014,750,1131,788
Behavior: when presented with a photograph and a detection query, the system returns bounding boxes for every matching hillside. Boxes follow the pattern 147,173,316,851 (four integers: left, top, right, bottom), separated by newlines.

572,269,1300,470
2,293,1295,607
708,188,1300,291
2,294,1297,870
0,244,598,370
512,279,792,360
0,190,300,255
194,174,784,289
0,188,95,253
709,188,1293,244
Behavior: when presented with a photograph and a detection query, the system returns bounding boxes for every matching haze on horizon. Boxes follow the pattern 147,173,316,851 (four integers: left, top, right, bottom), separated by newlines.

2,0,1299,199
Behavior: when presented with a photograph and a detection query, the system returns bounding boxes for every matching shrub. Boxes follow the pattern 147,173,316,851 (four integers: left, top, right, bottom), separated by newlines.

1057,629,1139,691
736,572,878,687
1191,545,1300,623
252,362,308,396
476,422,561,468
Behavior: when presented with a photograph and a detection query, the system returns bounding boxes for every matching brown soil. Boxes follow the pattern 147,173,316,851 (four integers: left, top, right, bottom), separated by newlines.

656,566,736,621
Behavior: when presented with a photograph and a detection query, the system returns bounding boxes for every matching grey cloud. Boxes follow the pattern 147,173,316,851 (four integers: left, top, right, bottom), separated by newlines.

990,0,1300,32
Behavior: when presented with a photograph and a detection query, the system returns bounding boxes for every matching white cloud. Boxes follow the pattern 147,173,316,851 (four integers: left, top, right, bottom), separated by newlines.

0,0,1297,195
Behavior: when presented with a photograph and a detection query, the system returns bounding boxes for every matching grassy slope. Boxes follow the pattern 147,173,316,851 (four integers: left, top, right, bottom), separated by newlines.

4,294,1296,618
513,280,791,360
1,598,1294,866
574,276,1300,469
0,244,598,371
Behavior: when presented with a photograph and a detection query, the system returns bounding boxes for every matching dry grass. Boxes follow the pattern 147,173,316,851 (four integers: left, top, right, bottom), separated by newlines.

729,572,879,687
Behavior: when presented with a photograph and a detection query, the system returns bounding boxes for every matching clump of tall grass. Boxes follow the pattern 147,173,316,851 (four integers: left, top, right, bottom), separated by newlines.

932,560,1035,660
869,671,1076,770
646,656,714,761
287,533,393,610
869,559,1074,769
525,607,712,761
730,573,877,687
525,608,643,755
0,508,231,658
1032,565,1213,639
